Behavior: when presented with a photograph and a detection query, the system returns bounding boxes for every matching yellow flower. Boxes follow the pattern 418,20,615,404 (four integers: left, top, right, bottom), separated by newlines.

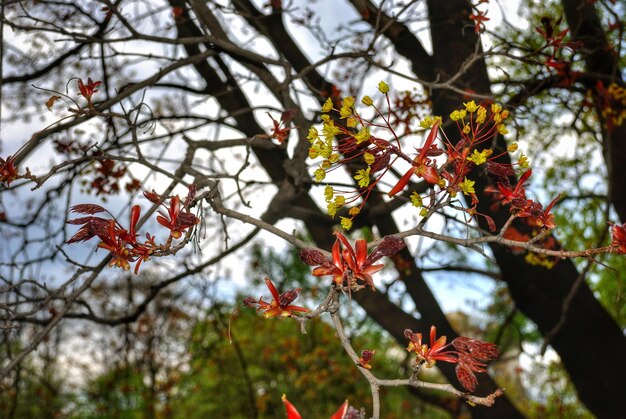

314,167,326,182
334,195,345,207
340,217,353,230
450,109,467,121
410,191,422,207
518,153,529,168
354,127,371,144
347,117,357,128
322,98,333,113
464,100,478,113
307,126,319,142
348,207,360,216
322,121,341,139
354,167,371,188
419,208,428,217
324,185,334,201
491,103,502,114
476,106,487,124
309,143,321,159
363,152,375,165
463,123,471,134
466,149,490,166
327,202,337,218
497,124,509,135
419,115,442,129
460,177,476,195
361,96,373,106
501,109,510,119
320,142,333,159
321,114,330,122
340,96,354,118
321,160,331,169
378,81,390,94
507,143,518,152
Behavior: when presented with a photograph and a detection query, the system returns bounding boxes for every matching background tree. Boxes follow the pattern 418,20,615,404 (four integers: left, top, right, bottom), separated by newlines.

1,0,624,417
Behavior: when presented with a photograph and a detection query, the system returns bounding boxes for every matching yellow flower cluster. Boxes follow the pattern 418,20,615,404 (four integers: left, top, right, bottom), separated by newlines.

466,149,492,166
419,115,442,129
448,101,510,136
525,252,555,269
324,185,347,218
410,191,423,207
460,177,476,195
600,83,626,128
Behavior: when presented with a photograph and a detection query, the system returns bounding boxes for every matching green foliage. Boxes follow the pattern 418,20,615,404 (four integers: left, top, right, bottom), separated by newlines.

0,361,71,418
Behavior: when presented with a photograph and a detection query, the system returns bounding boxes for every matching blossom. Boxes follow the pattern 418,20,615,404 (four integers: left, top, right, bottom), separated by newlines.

609,221,626,253
66,204,150,274
156,195,200,239
358,349,375,369
314,167,326,182
77,78,102,103
301,233,405,289
267,110,294,143
518,153,529,168
388,121,441,197
466,149,490,166
464,100,479,113
497,169,532,205
450,109,467,121
460,177,476,195
322,97,333,113
354,127,370,144
354,167,371,188
243,278,308,319
476,106,487,124
405,326,458,367
0,155,19,186
410,191,423,207
377,81,390,93
361,95,373,106
404,326,499,392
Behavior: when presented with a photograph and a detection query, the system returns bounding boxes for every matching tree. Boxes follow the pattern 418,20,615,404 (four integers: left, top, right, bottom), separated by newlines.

1,0,624,417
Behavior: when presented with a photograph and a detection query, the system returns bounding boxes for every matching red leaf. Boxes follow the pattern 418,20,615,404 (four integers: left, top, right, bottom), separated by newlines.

70,204,107,214
330,400,349,419
281,394,302,419
387,167,414,197
265,277,281,302
455,363,478,392
66,216,98,225
66,226,96,244
484,215,496,232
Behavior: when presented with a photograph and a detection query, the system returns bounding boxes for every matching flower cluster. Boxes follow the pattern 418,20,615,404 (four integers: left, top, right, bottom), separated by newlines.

77,77,102,106
66,187,199,273
82,159,141,197
485,169,560,229
0,155,19,187
308,82,538,230
243,277,309,318
299,232,405,290
267,109,296,143
404,326,499,392
594,81,626,131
